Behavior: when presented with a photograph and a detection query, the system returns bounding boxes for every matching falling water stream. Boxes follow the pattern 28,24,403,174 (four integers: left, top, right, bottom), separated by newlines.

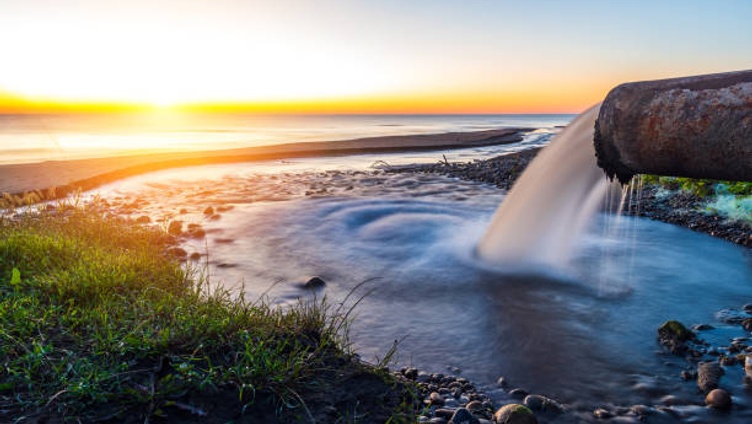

92,110,752,422
478,105,610,267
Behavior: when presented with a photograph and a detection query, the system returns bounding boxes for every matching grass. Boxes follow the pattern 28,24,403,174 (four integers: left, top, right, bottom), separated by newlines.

0,205,418,423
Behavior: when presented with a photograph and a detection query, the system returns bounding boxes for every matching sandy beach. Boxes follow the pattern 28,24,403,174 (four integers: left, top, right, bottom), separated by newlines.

0,128,530,197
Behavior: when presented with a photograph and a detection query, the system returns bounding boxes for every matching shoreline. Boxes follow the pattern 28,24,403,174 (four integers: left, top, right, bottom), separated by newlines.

0,128,531,198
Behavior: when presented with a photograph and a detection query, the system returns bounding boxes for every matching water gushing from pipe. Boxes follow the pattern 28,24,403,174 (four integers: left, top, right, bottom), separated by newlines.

477,105,609,267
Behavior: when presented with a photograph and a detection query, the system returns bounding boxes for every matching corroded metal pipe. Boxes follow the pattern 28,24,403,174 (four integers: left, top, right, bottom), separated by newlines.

594,70,752,183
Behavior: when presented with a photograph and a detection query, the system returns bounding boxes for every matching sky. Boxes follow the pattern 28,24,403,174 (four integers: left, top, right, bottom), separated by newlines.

1,0,751,114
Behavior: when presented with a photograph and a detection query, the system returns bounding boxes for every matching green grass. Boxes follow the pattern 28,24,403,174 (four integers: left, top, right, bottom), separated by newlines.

0,206,415,422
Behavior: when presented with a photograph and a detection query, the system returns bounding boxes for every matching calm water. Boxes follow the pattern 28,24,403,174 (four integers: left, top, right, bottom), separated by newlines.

0,113,573,164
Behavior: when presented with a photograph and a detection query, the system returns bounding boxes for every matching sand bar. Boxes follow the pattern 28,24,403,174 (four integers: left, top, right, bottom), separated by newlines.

0,128,531,196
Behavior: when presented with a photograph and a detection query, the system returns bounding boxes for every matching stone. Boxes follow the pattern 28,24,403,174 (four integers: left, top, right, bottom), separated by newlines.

167,220,182,236
720,355,737,366
449,408,480,424
593,408,612,419
523,395,545,411
403,367,418,380
697,362,724,393
496,377,508,388
693,323,714,331
444,398,460,408
135,215,151,224
493,404,537,424
166,247,187,258
203,206,214,215
705,388,732,410
742,318,752,331
303,276,326,289
508,388,528,399
657,320,695,354
745,355,752,377
189,252,202,261
743,303,752,313
523,395,563,413
435,409,455,419
430,392,446,406
465,400,483,412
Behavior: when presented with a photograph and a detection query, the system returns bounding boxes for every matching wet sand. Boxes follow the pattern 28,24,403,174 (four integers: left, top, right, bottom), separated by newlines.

0,128,530,196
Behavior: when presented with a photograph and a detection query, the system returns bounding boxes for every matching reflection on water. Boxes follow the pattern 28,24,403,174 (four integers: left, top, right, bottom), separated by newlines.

94,164,752,419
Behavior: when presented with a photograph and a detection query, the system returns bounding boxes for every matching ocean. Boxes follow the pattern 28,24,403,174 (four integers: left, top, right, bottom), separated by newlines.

0,113,574,165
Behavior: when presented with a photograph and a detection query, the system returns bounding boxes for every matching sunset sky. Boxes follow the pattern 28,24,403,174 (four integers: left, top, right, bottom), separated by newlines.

1,0,751,114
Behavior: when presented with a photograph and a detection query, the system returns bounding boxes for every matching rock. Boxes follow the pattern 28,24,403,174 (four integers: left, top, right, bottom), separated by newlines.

135,215,151,224
697,362,724,393
179,208,188,214
444,398,460,408
743,303,752,313
189,252,202,261
167,220,183,236
435,409,455,419
522,395,545,411
303,276,326,289
523,395,563,413
508,388,528,399
742,318,752,331
403,367,418,380
657,320,695,354
166,247,187,258
493,404,537,424
705,388,732,410
449,408,480,424
186,224,206,239
496,376,508,388
430,392,446,406
745,355,752,377
630,404,654,417
593,408,612,419
203,206,214,215
466,400,484,412
693,323,714,331
720,355,737,366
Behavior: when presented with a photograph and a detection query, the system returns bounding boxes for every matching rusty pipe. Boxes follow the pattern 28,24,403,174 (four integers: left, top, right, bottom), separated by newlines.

594,70,752,184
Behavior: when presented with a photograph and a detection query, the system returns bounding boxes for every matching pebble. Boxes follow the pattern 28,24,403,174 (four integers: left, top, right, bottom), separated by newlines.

705,388,732,410
465,400,483,412
508,388,528,399
429,392,446,406
449,408,479,424
593,408,612,419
